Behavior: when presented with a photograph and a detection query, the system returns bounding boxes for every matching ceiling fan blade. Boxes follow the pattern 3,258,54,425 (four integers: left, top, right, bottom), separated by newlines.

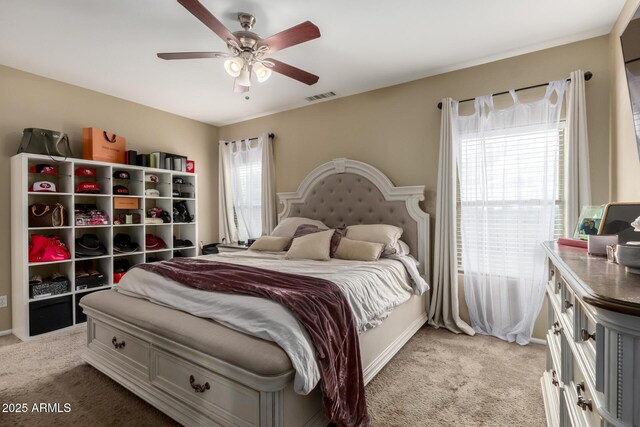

177,0,240,45
157,51,230,60
265,59,319,85
257,21,320,54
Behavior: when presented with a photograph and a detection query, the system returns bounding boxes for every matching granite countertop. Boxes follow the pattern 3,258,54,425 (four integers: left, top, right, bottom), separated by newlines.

543,241,640,317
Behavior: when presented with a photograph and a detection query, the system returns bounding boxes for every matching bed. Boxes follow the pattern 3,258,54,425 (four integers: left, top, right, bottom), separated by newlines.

80,158,431,427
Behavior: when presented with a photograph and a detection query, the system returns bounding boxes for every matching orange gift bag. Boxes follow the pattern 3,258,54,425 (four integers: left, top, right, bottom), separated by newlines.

82,128,126,164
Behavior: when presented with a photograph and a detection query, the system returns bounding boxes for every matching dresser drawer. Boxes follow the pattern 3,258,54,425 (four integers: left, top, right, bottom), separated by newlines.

547,261,562,309
575,299,597,379
548,307,563,367
565,353,602,427
547,262,556,290
151,349,260,426
541,369,561,427
89,320,150,374
560,277,576,330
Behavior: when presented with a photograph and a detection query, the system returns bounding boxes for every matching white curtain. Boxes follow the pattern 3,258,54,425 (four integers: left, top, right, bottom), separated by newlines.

229,137,264,241
564,70,592,236
261,134,276,235
454,81,567,345
429,97,475,336
218,141,238,244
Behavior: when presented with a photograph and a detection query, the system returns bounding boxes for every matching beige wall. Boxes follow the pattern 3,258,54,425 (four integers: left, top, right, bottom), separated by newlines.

0,34,613,338
220,36,611,340
0,65,219,332
610,0,640,201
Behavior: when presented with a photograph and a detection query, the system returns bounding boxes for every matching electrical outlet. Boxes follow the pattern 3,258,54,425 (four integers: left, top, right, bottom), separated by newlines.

0,295,7,308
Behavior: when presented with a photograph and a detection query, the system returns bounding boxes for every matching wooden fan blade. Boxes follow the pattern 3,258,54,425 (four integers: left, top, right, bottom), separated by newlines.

177,0,240,45
265,59,319,85
157,51,229,60
257,21,320,54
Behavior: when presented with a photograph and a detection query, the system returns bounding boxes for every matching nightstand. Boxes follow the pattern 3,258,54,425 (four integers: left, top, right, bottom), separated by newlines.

216,243,250,253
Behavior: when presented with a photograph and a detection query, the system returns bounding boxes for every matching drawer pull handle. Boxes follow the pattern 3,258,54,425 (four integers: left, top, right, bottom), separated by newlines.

551,370,559,387
189,375,210,393
580,329,596,342
577,396,593,411
576,382,593,412
111,337,125,349
552,322,563,335
564,299,573,310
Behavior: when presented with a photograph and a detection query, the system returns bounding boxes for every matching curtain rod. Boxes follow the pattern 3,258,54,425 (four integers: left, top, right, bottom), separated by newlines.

436,71,593,110
224,133,275,145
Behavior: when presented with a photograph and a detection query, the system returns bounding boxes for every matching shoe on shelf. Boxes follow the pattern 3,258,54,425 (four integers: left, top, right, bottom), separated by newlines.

75,268,89,278
50,272,68,282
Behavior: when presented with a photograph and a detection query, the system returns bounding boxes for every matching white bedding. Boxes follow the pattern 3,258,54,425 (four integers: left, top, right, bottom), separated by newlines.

117,251,429,394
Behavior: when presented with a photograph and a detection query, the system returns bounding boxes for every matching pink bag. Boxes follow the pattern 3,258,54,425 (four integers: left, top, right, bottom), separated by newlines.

29,235,71,263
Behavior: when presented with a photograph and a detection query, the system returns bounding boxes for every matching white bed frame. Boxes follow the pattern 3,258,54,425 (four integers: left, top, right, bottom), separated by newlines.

82,158,430,426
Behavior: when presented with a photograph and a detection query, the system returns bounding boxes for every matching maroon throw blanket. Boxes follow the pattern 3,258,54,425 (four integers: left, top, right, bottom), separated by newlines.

135,258,370,427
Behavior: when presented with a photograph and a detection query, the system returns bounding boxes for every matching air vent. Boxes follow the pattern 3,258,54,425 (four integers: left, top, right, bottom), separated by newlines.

305,91,336,102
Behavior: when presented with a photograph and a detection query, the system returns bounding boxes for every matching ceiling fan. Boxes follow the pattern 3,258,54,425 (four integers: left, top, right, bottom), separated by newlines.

158,0,321,93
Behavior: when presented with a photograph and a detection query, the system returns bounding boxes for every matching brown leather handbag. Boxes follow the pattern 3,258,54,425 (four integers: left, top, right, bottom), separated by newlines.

28,203,67,227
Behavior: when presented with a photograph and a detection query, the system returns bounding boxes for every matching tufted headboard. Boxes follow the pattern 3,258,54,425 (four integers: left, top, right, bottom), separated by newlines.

278,158,430,278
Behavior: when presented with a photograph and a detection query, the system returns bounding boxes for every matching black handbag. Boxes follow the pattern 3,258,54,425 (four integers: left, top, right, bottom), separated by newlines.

17,128,73,160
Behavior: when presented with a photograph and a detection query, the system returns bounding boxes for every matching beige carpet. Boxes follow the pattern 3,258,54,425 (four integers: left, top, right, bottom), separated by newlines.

0,326,545,426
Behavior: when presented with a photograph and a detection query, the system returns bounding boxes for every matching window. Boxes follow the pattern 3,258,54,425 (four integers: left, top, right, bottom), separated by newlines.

230,150,263,242
220,135,274,244
456,125,565,272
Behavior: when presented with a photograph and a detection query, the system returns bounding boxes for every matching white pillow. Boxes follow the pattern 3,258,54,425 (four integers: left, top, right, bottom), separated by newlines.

334,238,384,262
285,229,333,261
392,240,411,256
249,236,291,252
271,217,329,238
345,224,403,253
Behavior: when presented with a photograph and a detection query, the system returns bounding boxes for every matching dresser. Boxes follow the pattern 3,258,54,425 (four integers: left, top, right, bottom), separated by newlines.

542,242,640,427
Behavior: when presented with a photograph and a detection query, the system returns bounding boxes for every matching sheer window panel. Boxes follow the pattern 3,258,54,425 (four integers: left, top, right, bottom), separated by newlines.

456,126,565,272
230,143,263,241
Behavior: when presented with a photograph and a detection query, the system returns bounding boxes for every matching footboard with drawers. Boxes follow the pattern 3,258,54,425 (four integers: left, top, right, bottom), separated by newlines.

542,242,640,427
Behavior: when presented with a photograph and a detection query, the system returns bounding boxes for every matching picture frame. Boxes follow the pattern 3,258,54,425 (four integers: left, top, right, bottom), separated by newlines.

598,202,640,244
573,205,604,240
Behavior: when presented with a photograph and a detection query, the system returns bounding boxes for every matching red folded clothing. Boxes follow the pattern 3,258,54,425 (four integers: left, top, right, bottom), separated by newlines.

558,237,588,249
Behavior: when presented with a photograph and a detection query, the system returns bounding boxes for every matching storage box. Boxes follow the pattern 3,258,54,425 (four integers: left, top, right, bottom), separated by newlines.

29,279,70,299
75,290,101,324
114,213,141,225
588,235,619,256
29,295,73,336
76,274,106,290
114,197,139,209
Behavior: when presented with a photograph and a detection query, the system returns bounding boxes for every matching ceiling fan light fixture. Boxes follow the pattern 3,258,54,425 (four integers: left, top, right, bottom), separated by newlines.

233,79,250,93
253,62,272,83
224,57,244,77
236,67,252,87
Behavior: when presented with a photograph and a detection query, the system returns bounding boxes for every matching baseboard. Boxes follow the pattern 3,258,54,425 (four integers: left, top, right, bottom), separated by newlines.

0,329,13,337
530,337,547,345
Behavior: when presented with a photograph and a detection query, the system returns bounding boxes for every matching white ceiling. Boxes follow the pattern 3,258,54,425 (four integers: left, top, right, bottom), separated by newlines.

0,0,626,126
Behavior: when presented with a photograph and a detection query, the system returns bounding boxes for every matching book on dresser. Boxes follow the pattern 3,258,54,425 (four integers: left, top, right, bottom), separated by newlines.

10,153,198,340
542,241,640,427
